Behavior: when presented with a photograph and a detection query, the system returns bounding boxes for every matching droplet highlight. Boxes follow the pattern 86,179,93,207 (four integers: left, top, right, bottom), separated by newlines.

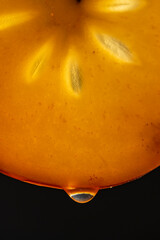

65,188,99,203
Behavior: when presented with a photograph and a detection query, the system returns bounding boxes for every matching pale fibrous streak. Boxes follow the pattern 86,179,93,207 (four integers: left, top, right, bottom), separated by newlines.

83,0,146,13
70,63,82,94
64,52,82,97
96,33,133,63
26,42,52,83
0,12,35,31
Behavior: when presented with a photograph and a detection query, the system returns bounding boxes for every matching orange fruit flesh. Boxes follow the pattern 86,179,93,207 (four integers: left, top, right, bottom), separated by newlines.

0,0,160,193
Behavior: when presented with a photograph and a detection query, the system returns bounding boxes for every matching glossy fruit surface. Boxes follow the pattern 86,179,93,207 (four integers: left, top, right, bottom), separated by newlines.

0,0,160,201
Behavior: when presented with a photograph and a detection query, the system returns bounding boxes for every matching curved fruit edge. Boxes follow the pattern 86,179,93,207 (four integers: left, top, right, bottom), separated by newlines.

0,164,159,191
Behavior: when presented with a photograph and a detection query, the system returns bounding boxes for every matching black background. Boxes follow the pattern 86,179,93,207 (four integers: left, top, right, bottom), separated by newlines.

0,167,159,240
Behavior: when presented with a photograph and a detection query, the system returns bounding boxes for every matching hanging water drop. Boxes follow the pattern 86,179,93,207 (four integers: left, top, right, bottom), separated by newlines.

65,188,99,203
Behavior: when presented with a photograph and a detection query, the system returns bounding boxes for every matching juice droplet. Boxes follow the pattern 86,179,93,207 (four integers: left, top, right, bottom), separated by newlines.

65,188,99,204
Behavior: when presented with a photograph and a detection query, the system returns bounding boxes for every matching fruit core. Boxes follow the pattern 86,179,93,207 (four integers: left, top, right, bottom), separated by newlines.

49,0,82,26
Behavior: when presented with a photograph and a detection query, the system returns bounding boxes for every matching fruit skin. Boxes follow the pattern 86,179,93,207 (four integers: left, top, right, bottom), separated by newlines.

0,0,159,191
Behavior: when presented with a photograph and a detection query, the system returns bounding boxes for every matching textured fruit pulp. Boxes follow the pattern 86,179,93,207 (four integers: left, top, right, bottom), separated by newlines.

0,0,160,192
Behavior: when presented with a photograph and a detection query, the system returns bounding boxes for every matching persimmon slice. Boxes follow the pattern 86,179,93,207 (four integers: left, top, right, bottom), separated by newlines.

0,0,160,202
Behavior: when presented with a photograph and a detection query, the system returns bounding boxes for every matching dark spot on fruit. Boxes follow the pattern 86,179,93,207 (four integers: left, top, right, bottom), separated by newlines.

141,122,160,156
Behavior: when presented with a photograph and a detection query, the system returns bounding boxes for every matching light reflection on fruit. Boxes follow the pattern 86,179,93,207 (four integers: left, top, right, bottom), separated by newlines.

0,0,160,203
